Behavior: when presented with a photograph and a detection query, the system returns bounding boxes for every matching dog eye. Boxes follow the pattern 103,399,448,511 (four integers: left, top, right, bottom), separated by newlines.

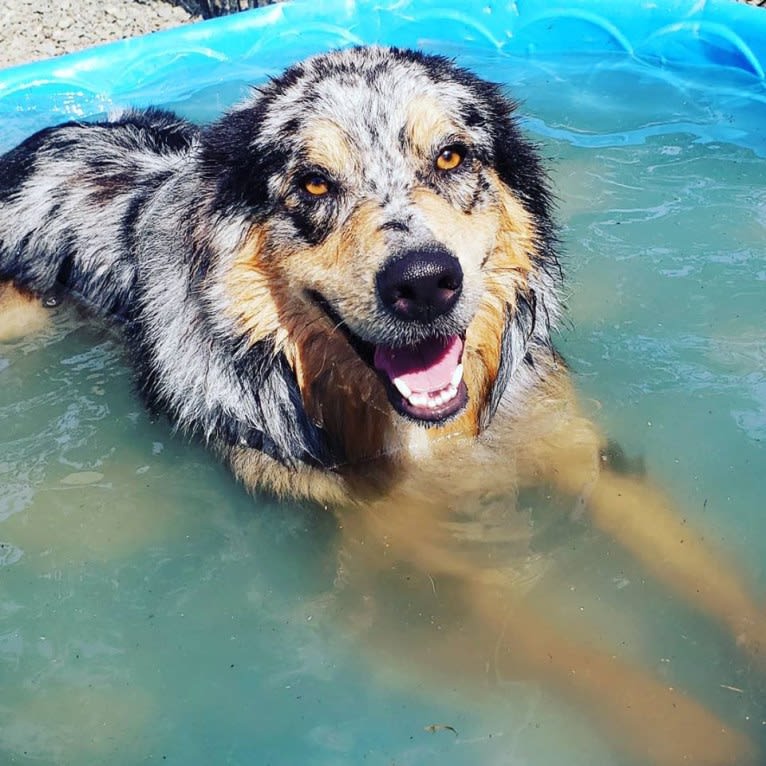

301,174,332,197
435,145,466,172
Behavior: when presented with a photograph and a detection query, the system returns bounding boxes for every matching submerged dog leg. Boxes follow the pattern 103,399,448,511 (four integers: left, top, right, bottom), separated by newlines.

586,472,766,662
508,373,766,668
336,502,755,766
543,421,766,668
470,586,755,766
0,282,50,341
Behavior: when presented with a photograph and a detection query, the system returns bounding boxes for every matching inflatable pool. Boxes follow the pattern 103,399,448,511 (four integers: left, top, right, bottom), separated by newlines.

1,0,765,150
1,2,765,765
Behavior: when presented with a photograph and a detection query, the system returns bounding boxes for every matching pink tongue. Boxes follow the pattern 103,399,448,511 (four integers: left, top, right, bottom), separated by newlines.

374,336,463,394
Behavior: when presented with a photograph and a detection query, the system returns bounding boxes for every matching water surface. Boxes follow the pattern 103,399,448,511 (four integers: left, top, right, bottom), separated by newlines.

1,52,765,765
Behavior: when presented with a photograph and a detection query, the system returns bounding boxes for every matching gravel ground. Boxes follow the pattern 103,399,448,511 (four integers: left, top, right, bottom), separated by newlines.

0,0,764,70
0,1,198,69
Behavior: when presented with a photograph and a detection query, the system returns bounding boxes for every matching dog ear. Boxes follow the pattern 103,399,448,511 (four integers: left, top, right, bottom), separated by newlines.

489,101,557,251
471,86,563,429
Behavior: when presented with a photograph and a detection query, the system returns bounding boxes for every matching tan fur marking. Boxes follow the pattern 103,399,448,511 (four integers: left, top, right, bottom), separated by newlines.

406,97,460,156
224,227,284,347
410,188,497,261
225,204,405,479
293,318,396,477
302,119,357,177
452,179,540,434
489,172,539,273
229,443,351,506
0,282,50,341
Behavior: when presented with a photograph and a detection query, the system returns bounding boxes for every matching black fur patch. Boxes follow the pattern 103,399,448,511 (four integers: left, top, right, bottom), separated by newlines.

200,101,288,217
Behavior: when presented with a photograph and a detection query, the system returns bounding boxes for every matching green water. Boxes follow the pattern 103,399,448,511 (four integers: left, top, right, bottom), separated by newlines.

1,56,765,765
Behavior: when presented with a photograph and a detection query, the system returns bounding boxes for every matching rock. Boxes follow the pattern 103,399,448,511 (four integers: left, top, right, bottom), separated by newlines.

0,0,201,69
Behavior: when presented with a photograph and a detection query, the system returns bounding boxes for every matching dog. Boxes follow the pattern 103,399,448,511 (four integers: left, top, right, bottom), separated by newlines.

0,46,764,765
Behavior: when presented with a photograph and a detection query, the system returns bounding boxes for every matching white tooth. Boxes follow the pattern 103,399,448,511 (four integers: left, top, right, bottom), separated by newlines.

451,364,464,389
409,392,428,408
444,385,458,402
392,377,412,399
426,391,443,408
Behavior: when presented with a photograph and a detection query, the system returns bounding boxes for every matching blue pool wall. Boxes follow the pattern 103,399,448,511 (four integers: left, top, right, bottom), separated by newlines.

1,0,765,153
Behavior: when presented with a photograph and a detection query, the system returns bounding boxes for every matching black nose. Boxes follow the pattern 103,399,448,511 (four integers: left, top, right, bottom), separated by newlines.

376,248,463,322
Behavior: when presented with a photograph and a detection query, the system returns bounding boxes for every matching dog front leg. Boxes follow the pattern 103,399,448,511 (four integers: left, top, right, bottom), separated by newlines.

473,585,755,766
544,418,766,668
336,503,755,766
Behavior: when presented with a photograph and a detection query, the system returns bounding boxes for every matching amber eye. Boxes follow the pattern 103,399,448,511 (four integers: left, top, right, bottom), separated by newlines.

302,174,331,196
435,145,465,172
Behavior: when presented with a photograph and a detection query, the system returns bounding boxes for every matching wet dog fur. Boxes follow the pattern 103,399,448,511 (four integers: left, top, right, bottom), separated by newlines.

1,47,764,765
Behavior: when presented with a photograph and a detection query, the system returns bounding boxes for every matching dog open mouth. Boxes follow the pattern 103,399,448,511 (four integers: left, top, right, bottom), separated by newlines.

373,335,468,423
307,290,468,424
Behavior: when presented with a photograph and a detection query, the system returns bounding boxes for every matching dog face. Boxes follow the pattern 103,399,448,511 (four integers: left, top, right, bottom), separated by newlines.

200,47,559,461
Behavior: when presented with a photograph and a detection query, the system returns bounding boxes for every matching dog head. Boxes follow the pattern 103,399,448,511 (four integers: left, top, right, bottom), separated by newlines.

199,47,560,467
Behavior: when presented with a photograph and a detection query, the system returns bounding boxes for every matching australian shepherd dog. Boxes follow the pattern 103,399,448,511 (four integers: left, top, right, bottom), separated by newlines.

0,47,763,764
